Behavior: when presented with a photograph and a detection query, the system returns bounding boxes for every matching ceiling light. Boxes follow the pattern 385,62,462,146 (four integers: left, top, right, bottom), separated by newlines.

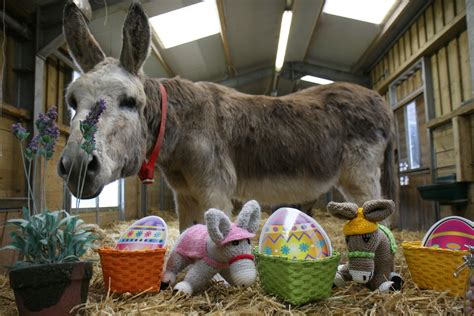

323,0,397,24
275,10,293,72
150,0,220,49
300,75,333,85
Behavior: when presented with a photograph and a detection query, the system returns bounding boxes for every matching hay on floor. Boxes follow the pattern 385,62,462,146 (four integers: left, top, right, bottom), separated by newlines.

0,209,464,315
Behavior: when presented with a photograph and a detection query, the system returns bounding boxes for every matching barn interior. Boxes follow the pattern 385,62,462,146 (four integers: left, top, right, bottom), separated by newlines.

0,0,473,313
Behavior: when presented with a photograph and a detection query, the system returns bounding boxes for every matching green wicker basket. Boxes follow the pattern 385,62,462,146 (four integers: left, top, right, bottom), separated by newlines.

254,249,340,305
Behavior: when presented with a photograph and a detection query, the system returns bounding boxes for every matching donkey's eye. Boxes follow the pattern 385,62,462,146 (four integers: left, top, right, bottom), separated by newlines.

231,240,240,246
68,95,78,110
119,96,137,109
345,237,349,244
247,239,251,245
362,234,371,243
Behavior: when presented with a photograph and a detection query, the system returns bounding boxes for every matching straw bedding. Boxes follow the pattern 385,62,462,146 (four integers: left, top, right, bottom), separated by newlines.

0,209,464,315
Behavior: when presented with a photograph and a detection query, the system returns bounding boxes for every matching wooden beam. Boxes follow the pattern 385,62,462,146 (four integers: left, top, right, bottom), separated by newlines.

453,115,473,181
216,0,235,77
150,36,175,78
426,99,474,128
0,103,31,120
466,0,474,99
303,0,325,61
376,10,467,94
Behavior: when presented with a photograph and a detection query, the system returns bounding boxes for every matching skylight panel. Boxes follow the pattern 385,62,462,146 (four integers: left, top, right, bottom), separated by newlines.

323,0,397,24
300,75,333,85
150,0,220,49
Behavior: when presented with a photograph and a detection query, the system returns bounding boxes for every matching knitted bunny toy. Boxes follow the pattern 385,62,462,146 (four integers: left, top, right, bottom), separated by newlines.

162,200,261,295
327,200,403,292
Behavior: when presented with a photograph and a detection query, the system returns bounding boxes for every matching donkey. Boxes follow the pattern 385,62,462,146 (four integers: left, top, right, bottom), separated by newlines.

162,200,260,294
327,200,402,292
59,2,396,232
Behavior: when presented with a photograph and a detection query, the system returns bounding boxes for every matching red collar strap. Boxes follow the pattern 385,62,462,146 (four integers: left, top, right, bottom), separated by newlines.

138,83,168,184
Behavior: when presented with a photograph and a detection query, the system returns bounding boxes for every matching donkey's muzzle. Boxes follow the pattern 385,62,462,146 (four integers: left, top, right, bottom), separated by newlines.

229,258,256,286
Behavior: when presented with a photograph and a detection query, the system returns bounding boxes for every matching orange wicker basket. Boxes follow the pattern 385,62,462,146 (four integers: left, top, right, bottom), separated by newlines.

402,241,468,296
98,247,166,293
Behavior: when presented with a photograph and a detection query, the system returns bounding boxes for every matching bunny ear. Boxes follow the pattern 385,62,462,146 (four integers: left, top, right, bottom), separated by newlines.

236,200,261,234
362,200,395,222
327,202,359,220
205,209,232,244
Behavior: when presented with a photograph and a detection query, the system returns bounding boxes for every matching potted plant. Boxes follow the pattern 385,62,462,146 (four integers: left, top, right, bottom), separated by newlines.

4,106,100,314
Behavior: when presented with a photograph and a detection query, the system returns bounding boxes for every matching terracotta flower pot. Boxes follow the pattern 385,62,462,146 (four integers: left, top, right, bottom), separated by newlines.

9,261,93,315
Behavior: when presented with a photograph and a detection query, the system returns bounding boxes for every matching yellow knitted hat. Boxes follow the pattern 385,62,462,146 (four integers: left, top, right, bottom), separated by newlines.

343,208,378,236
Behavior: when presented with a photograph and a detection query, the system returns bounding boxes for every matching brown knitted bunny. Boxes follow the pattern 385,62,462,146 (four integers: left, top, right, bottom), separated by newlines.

327,200,402,292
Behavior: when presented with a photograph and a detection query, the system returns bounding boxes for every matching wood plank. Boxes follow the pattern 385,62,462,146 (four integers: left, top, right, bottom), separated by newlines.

425,5,435,40
376,10,466,94
0,103,31,120
394,42,401,68
404,32,412,60
436,149,455,168
399,35,406,63
46,59,58,110
443,0,455,24
433,123,454,152
436,165,457,177
388,48,394,76
437,47,452,115
433,0,445,34
410,23,419,54
459,31,473,101
57,62,65,126
426,99,474,128
431,54,442,118
418,13,427,48
453,116,473,181
447,38,462,109
456,0,466,15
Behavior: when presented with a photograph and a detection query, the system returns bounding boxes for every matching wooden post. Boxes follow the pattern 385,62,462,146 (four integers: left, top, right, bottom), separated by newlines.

453,116,473,181
466,0,474,99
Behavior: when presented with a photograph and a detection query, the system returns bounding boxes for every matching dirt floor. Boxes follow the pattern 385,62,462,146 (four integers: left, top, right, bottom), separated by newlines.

0,209,465,315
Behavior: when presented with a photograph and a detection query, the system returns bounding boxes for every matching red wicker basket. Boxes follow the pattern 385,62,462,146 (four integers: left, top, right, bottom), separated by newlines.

98,247,166,293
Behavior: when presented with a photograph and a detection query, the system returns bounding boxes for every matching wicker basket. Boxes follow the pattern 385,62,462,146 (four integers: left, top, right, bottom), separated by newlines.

402,241,468,296
98,247,166,293
254,250,340,305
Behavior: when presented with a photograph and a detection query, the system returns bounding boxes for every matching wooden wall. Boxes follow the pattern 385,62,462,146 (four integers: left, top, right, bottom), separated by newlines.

370,0,474,224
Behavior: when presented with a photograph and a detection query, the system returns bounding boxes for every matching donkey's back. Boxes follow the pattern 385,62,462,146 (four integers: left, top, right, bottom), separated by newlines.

157,79,395,230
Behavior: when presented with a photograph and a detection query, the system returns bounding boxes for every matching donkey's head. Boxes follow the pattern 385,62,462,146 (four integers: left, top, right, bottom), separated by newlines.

205,200,261,286
327,200,394,284
58,2,152,198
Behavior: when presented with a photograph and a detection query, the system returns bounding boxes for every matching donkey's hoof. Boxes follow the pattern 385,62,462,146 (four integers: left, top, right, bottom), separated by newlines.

389,273,403,291
378,281,394,292
174,281,193,295
333,271,346,288
160,282,170,290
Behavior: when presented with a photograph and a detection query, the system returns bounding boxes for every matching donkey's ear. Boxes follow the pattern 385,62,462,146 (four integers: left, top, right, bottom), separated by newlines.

205,209,232,244
119,1,151,75
327,202,359,220
362,200,395,222
236,200,261,234
63,1,105,73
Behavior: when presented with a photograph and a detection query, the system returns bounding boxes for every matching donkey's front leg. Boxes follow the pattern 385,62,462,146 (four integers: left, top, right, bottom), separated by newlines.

174,260,218,295
175,193,203,232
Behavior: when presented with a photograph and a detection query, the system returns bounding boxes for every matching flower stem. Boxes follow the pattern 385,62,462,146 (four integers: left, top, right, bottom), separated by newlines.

78,154,89,208
19,144,36,214
32,155,38,214
42,158,47,211
76,159,84,209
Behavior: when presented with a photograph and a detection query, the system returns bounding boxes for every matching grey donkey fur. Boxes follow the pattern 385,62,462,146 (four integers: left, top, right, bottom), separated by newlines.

59,1,397,232
162,200,261,295
327,200,402,292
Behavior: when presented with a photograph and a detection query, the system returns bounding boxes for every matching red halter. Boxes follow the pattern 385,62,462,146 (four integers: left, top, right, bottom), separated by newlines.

138,83,168,184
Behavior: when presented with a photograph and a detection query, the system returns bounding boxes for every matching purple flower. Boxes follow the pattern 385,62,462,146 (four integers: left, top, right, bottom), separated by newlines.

80,100,106,155
11,123,29,141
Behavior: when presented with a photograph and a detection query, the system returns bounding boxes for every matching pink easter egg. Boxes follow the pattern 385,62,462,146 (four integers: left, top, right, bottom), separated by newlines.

115,216,168,251
422,216,473,250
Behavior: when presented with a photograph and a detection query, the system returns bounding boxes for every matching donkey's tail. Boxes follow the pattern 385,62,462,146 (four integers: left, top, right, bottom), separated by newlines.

381,136,398,201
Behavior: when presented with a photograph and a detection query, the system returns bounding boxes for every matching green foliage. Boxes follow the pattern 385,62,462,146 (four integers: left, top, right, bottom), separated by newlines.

2,208,97,268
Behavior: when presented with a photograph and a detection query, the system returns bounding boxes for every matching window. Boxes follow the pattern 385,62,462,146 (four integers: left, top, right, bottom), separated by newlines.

405,101,420,169
71,179,123,209
323,0,397,24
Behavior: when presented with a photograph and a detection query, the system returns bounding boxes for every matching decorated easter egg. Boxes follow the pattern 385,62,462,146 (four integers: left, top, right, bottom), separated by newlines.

422,216,473,250
258,207,332,260
116,216,168,251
